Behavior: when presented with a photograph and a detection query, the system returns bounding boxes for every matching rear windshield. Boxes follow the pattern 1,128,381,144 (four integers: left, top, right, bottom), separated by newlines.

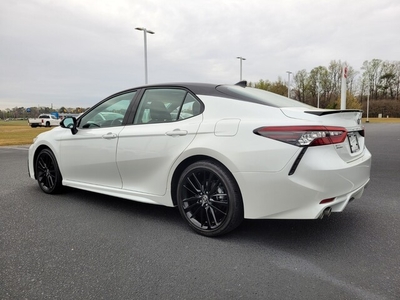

216,85,314,108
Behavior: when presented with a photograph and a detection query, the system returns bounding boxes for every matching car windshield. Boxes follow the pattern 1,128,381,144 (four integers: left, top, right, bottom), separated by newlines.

217,85,315,108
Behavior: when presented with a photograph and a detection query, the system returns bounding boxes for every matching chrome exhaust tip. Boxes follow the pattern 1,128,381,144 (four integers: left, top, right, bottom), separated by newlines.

319,207,332,219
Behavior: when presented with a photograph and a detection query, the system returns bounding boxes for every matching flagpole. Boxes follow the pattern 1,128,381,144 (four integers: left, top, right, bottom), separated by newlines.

340,64,347,110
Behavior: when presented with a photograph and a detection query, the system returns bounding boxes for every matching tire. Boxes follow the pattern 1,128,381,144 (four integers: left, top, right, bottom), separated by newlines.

177,160,244,237
45,121,50,127
35,148,63,194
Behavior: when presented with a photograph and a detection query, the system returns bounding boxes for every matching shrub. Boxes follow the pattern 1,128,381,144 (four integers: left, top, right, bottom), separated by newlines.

326,92,362,110
361,99,400,118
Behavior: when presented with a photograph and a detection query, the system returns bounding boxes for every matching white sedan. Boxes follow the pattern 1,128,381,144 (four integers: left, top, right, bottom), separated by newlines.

28,82,371,236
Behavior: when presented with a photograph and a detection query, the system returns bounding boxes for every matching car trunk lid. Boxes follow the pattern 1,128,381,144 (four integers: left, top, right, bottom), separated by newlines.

280,107,365,162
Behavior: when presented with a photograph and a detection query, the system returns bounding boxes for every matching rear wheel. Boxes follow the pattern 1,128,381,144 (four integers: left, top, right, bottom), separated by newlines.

177,160,243,237
35,148,63,194
45,121,50,127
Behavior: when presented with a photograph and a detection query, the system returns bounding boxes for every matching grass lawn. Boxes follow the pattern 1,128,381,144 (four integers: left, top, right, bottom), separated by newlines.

0,120,53,146
1,118,399,146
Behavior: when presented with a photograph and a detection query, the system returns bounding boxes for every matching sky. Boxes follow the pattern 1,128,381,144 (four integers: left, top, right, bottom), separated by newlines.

1,0,399,110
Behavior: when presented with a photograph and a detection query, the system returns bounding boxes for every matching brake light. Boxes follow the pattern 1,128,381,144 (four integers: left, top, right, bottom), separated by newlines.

254,126,347,147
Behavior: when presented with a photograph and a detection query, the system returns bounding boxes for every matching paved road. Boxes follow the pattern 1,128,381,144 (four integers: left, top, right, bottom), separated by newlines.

1,123,399,299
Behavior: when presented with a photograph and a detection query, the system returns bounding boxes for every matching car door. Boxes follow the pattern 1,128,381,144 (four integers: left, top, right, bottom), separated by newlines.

59,91,136,188
117,88,203,196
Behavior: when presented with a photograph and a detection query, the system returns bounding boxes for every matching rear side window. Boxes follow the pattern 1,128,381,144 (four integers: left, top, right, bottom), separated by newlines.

171,93,201,120
133,89,202,124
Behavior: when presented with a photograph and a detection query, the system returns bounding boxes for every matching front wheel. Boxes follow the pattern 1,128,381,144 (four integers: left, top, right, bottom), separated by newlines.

177,160,243,237
35,148,63,194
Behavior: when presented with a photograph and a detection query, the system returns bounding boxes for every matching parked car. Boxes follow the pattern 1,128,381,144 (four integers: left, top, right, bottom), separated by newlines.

28,114,60,127
28,82,371,236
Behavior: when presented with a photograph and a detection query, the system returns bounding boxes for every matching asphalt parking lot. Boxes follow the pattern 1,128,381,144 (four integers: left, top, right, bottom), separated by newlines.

1,123,399,299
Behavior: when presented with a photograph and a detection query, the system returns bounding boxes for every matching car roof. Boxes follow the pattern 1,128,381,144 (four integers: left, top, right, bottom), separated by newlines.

132,82,223,96
111,81,310,108
118,82,250,100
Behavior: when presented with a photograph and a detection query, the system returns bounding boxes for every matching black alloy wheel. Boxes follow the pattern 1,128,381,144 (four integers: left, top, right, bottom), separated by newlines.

177,160,243,237
35,148,63,194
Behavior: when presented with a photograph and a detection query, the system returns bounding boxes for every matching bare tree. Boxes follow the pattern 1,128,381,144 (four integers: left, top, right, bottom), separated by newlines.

293,69,309,103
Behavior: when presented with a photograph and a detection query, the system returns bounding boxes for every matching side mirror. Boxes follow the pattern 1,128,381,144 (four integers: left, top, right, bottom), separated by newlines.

60,117,78,135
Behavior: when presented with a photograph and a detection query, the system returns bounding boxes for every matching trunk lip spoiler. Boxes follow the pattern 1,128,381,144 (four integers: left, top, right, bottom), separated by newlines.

305,109,362,116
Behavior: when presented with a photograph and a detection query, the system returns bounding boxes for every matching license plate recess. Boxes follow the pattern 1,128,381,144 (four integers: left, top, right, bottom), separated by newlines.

348,132,360,153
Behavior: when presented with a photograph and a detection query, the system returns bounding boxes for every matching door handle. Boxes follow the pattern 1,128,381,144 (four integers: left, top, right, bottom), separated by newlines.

166,129,188,136
102,132,117,139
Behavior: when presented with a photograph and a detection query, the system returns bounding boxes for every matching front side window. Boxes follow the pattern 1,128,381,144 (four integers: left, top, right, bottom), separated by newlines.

133,89,202,124
79,91,136,129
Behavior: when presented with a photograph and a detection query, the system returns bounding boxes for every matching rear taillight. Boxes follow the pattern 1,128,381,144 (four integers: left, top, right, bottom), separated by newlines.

254,126,347,147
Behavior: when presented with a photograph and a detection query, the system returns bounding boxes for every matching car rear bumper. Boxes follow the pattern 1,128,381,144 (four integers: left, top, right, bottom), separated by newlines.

234,146,372,219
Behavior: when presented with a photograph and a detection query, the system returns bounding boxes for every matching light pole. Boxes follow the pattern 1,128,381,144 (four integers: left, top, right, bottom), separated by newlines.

286,71,292,98
135,27,155,84
237,57,246,81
